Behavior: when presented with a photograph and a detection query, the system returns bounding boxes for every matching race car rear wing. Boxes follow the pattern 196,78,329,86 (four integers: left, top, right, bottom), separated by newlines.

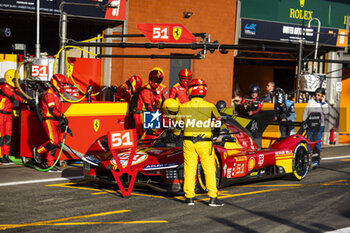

225,111,322,148
264,112,322,142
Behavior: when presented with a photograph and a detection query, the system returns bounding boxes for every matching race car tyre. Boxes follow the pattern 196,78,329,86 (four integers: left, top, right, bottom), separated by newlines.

292,142,310,180
196,152,221,193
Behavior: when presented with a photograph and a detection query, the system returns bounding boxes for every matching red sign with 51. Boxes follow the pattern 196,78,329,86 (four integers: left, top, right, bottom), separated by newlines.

137,24,196,43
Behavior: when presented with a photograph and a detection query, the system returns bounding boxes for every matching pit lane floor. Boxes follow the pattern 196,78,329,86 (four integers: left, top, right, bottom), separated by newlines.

0,146,349,233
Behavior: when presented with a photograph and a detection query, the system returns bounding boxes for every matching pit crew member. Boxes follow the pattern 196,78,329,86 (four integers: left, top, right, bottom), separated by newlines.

115,75,142,103
0,69,33,164
33,74,71,172
169,68,192,104
174,79,224,207
134,69,168,138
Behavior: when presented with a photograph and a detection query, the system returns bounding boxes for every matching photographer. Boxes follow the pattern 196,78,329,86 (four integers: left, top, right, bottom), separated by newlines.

238,85,264,117
275,91,296,137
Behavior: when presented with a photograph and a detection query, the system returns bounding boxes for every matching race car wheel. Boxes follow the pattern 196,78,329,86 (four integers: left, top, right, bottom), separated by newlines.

196,152,221,193
292,142,310,180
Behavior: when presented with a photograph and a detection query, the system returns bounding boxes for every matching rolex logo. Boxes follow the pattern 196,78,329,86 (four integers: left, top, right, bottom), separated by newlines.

300,0,305,7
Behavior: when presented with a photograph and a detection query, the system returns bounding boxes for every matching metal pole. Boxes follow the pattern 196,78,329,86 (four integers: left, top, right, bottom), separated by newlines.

307,18,321,72
345,16,349,53
35,0,40,58
59,12,67,74
296,39,303,103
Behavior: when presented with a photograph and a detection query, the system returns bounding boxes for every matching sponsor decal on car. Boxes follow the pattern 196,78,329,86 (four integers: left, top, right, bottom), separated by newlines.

258,154,264,166
275,150,292,155
227,167,233,178
146,149,164,154
143,163,178,170
248,157,255,171
111,151,148,169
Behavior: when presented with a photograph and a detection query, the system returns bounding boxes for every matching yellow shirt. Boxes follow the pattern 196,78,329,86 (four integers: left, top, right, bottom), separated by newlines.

174,97,221,137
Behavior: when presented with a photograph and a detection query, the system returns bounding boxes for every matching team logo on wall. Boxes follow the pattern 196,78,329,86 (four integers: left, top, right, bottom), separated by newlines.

93,119,100,132
300,0,305,7
173,26,182,40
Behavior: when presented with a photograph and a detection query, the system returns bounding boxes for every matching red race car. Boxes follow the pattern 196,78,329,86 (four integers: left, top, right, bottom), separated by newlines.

82,111,321,195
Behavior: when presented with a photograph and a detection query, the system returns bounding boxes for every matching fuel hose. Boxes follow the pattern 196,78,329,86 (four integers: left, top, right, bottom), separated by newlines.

11,126,69,172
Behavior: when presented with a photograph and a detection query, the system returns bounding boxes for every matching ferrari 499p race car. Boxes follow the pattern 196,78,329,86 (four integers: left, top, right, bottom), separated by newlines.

82,111,321,195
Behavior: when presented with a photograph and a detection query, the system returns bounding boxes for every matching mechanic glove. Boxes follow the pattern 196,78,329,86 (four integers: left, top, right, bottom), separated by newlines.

171,134,180,142
212,127,221,139
58,114,69,125
67,127,73,137
28,99,36,108
109,85,118,93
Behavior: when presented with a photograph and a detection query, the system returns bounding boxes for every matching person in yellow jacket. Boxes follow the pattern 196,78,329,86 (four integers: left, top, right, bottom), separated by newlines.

174,78,224,207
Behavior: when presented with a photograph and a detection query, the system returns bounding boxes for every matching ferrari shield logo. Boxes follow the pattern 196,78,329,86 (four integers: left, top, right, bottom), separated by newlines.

173,26,182,40
93,119,100,132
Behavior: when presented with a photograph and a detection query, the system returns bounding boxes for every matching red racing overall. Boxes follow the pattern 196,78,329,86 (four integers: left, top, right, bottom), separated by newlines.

115,75,142,103
37,87,63,166
169,83,189,104
0,83,27,157
134,83,168,137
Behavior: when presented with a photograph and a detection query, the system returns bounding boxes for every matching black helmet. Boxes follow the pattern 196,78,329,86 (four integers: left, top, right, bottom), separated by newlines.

273,87,285,95
216,100,227,111
250,84,260,95
315,87,326,95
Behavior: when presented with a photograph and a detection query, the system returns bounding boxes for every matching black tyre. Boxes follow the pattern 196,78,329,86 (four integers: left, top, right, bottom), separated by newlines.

196,152,221,193
292,142,310,180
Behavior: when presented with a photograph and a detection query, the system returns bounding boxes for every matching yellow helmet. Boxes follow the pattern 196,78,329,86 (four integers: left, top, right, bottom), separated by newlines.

4,69,17,87
151,67,164,76
162,98,180,116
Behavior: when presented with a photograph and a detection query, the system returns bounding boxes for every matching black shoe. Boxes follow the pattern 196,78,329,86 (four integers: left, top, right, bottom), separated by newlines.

47,166,62,173
185,198,195,206
33,147,41,164
0,155,14,165
208,198,224,207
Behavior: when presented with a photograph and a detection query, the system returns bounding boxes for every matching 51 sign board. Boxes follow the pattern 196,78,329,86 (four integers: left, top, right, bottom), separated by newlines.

138,24,196,43
31,65,48,80
108,129,136,150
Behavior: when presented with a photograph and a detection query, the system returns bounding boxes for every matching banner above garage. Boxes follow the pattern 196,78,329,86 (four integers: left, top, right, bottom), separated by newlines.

241,0,350,30
0,0,126,21
241,18,348,48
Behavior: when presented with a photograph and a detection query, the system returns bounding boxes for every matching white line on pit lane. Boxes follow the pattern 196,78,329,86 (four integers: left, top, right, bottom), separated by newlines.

322,155,350,160
325,226,350,233
0,176,84,187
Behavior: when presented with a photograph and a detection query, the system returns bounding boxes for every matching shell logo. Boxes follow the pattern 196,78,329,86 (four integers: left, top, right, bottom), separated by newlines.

248,157,256,171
